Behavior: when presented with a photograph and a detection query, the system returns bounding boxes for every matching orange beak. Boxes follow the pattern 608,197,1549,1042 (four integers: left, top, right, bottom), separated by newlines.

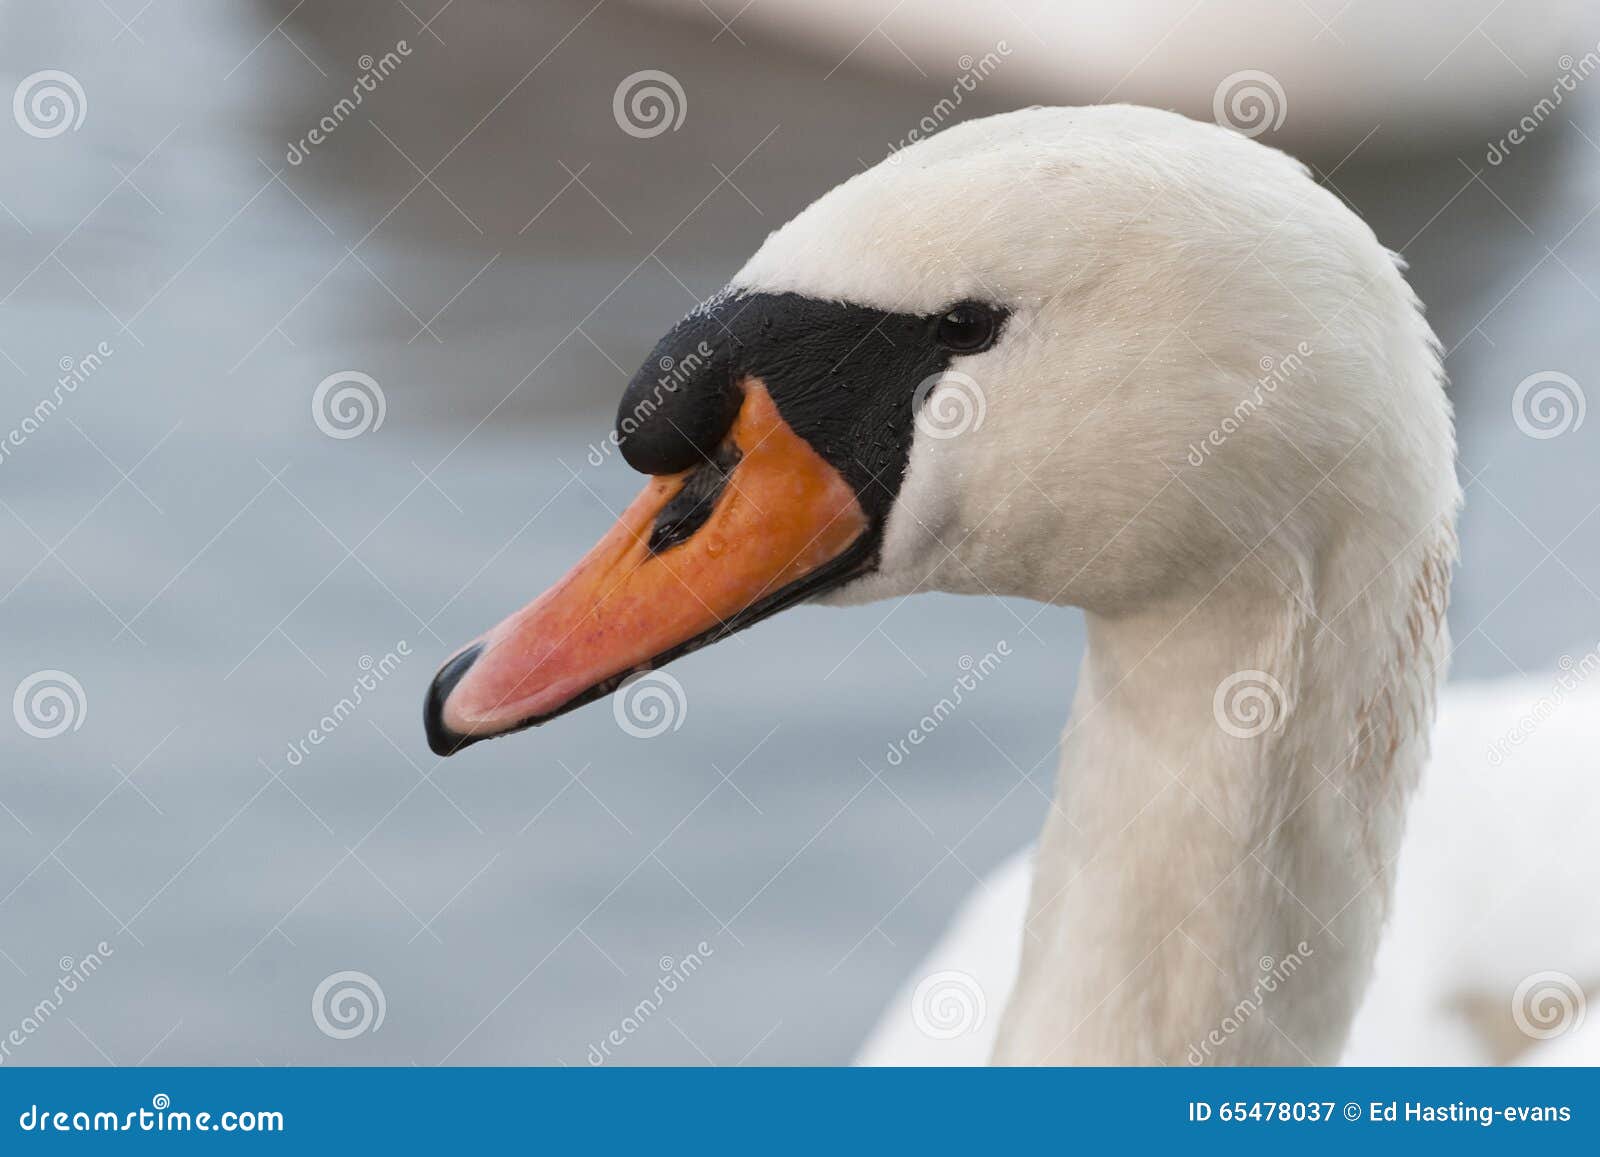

425,382,869,754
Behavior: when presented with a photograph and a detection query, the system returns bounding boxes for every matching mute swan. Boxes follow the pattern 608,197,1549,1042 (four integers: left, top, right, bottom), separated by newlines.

427,104,1466,1064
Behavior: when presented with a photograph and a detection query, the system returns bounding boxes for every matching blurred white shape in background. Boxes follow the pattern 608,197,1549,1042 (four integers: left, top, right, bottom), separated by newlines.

641,0,1594,149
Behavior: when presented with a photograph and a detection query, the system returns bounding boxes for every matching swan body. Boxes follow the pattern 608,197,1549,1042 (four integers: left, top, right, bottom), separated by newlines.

858,669,1600,1065
432,105,1460,1063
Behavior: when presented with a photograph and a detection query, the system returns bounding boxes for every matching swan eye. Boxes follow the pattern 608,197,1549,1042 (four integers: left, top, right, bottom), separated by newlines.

935,302,1000,353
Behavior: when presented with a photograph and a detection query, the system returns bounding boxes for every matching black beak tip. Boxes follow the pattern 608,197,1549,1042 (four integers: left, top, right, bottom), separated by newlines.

424,643,485,757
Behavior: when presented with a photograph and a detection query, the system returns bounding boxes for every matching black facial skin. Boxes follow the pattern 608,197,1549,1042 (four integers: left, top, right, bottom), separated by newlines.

425,291,1007,754
619,291,1006,530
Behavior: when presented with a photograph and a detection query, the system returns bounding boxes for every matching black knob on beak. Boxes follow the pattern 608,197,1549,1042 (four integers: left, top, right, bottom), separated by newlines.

616,318,742,476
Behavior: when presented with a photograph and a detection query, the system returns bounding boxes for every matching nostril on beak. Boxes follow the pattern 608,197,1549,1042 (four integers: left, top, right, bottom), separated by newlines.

424,642,484,757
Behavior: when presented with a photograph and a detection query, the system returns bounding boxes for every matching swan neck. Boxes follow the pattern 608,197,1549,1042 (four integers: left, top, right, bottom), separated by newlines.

992,538,1449,1064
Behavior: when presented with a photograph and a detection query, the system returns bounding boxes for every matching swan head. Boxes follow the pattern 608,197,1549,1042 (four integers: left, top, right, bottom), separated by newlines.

426,104,1456,755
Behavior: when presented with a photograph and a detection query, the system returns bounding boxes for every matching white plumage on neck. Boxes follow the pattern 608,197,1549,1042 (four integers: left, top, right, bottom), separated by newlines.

996,531,1450,1063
